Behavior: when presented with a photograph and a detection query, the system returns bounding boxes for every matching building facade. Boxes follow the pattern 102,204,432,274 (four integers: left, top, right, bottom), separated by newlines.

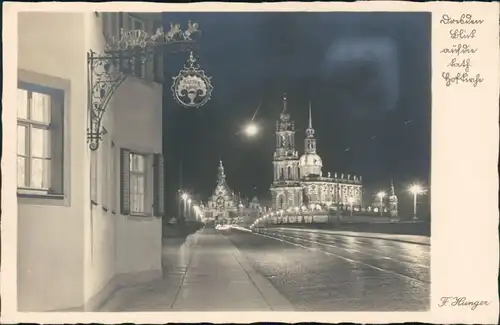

204,160,238,222
16,12,164,312
270,96,363,211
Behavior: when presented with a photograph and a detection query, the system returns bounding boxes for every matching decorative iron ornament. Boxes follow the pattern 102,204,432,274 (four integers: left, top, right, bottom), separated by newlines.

171,52,213,108
87,52,127,150
87,21,202,151
104,21,201,54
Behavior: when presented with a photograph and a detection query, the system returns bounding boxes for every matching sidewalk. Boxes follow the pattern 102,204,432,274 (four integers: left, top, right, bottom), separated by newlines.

99,228,294,311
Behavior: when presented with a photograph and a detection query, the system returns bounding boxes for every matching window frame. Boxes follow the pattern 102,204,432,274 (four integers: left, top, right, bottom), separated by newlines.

17,80,66,200
129,151,148,216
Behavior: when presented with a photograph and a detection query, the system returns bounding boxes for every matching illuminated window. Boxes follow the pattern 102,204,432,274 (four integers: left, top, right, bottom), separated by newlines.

17,83,64,196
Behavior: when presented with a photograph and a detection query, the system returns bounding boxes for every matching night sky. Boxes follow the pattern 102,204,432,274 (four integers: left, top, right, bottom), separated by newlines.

162,12,431,214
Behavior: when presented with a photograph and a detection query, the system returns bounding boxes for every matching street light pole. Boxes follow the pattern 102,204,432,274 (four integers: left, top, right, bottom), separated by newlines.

377,191,386,218
413,191,417,221
347,197,354,217
409,184,425,222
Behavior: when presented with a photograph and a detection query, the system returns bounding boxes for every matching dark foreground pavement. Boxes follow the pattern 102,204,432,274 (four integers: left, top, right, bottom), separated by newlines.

223,227,430,311
100,227,429,312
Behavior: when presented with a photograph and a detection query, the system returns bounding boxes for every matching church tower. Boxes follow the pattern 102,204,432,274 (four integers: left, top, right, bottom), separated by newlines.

388,179,399,218
273,94,299,181
270,94,302,210
299,102,323,177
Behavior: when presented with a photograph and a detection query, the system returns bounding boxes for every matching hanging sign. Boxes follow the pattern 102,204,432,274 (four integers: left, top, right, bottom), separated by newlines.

171,52,213,108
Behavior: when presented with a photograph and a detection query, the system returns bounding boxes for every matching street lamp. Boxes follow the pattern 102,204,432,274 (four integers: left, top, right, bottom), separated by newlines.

243,122,259,137
347,197,354,217
377,191,386,217
409,184,425,222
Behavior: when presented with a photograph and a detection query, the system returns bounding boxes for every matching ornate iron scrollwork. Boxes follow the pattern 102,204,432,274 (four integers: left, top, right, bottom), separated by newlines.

86,21,202,151
171,52,213,108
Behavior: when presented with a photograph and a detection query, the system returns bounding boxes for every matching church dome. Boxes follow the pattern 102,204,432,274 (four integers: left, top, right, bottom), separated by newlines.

299,153,323,167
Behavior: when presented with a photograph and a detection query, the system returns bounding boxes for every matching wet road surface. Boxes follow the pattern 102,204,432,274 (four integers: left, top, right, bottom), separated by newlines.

223,227,430,311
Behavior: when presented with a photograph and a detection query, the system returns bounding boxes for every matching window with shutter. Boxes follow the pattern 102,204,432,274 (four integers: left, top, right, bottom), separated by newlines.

129,153,147,214
153,153,165,217
120,148,131,215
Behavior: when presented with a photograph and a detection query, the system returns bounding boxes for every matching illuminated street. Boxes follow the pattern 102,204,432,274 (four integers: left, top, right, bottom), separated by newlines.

100,227,429,312
228,227,430,311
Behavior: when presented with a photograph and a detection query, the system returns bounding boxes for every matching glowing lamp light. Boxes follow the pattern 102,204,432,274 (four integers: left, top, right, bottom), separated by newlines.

377,191,386,199
244,123,258,137
187,198,192,204
181,193,189,201
409,184,425,195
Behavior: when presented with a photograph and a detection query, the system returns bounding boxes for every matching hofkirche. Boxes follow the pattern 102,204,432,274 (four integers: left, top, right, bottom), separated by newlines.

203,95,369,222
269,95,363,211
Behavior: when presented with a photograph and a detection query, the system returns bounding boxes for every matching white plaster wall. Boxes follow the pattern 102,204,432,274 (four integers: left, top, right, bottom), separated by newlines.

17,12,88,311
17,12,163,311
81,12,119,311
112,69,163,277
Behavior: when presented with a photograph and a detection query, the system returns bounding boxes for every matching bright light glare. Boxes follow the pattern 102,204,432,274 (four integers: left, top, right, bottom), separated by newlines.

187,199,192,204
244,123,258,137
377,191,386,198
181,193,189,200
409,184,425,195
347,197,354,204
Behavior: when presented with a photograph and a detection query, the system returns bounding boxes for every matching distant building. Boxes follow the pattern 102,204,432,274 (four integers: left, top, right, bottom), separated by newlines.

204,160,238,222
270,96,363,211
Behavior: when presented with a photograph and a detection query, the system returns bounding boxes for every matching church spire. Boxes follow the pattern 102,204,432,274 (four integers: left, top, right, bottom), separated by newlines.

218,159,226,182
282,93,287,114
304,101,316,153
308,101,312,129
390,179,395,196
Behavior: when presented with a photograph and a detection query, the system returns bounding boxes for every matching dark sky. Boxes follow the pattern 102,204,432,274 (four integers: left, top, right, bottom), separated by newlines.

162,12,431,209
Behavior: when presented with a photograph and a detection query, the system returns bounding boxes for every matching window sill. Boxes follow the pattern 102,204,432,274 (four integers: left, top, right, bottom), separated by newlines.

130,213,149,217
17,191,64,200
127,213,156,222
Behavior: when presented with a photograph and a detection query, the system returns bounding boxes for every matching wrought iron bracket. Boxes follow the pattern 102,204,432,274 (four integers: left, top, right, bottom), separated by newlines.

86,22,203,151
87,51,128,151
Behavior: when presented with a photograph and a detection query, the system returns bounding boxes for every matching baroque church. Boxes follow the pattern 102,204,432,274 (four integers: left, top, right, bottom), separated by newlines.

270,95,364,211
